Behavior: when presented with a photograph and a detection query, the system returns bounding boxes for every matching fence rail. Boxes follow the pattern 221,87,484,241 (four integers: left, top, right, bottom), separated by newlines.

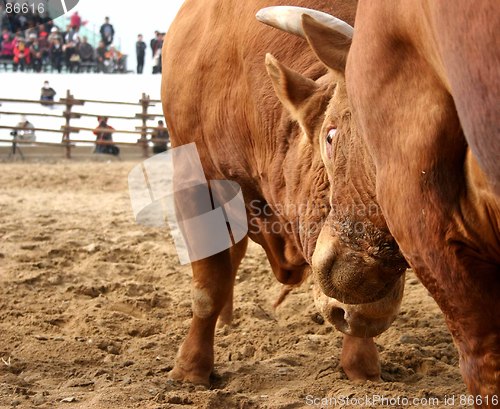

0,90,166,159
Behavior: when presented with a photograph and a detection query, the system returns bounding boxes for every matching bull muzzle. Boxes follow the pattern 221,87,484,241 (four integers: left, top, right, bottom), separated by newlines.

313,274,405,338
312,227,407,305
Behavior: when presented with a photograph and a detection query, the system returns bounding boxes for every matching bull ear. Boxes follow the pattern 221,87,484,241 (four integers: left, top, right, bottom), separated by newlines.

302,14,351,73
265,53,319,124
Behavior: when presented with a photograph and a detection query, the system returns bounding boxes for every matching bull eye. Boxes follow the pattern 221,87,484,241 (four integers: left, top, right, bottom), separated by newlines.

325,128,336,159
326,128,337,145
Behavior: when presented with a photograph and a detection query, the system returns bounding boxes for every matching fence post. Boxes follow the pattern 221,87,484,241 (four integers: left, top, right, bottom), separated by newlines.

60,90,84,159
138,93,152,158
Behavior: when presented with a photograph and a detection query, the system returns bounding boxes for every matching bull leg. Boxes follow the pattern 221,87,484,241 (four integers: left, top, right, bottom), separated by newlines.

340,334,381,381
169,237,248,386
376,169,500,399
218,236,248,327
375,151,500,398
169,250,233,386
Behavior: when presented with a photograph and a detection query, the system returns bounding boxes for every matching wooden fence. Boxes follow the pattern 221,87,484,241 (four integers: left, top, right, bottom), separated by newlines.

0,90,165,159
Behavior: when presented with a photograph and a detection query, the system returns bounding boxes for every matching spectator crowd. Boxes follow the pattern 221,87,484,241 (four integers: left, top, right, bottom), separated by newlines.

1,3,167,75
0,4,126,73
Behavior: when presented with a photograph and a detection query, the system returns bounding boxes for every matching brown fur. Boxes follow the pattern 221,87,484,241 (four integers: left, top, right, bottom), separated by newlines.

346,0,500,402
162,0,406,386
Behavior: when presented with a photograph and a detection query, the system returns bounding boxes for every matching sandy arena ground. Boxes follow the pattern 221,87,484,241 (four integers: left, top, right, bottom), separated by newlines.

0,161,471,408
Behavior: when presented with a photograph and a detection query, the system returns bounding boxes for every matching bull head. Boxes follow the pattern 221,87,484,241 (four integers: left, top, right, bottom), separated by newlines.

257,7,407,335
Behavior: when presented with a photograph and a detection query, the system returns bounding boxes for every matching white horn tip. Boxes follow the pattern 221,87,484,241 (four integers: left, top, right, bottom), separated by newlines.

255,6,354,39
255,8,266,22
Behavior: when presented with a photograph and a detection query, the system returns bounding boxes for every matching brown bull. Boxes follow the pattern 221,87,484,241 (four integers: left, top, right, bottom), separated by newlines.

348,1,500,403
259,1,500,405
161,0,407,386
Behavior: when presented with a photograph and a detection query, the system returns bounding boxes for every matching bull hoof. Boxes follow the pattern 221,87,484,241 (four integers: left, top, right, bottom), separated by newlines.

340,335,381,382
342,366,381,382
217,304,233,328
168,365,211,387
217,314,233,328
340,352,381,382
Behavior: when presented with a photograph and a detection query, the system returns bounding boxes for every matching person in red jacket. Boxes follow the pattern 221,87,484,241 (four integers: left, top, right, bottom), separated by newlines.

70,12,86,30
70,12,81,30
1,30,15,69
13,40,30,72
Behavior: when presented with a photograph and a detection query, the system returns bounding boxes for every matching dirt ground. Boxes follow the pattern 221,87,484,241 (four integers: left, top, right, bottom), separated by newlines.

0,161,471,409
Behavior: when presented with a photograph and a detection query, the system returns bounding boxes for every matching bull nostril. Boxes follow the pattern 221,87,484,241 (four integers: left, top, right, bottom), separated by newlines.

329,307,349,333
331,307,344,321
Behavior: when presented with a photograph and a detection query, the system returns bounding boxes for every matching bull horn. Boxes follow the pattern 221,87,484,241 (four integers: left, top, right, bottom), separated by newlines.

256,6,353,39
